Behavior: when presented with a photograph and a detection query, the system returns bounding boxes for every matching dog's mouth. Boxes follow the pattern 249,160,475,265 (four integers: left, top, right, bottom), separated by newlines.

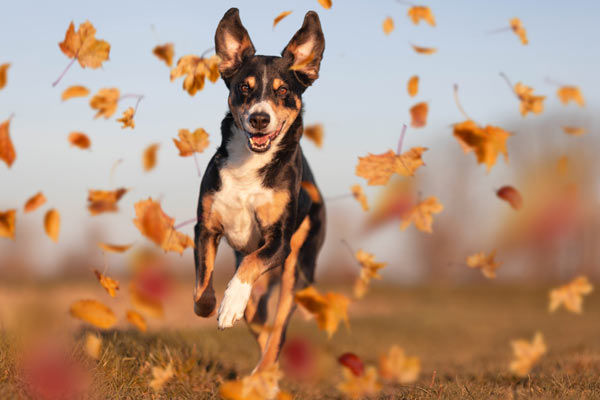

244,121,285,153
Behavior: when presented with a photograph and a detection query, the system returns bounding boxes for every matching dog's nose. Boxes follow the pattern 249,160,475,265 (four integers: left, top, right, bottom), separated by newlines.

249,112,270,131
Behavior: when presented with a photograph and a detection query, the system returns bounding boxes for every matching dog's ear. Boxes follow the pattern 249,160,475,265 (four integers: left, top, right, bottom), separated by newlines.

215,8,256,82
282,11,325,86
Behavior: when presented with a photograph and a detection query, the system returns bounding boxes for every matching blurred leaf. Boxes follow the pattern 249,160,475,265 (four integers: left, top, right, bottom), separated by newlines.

497,185,523,210
382,17,394,35
407,75,419,97
24,192,46,213
317,0,332,10
44,209,60,242
549,276,593,314
410,102,428,128
509,332,547,377
126,309,147,332
68,132,91,149
562,126,587,136
116,107,135,129
273,11,292,28
354,249,386,298
142,143,160,171
87,188,128,215
337,365,381,399
0,118,16,168
509,18,528,45
93,269,120,297
400,196,443,233
303,124,323,147
89,88,120,119
0,63,9,90
61,85,89,101
97,242,133,253
85,333,102,360
411,44,437,54
467,249,501,279
295,286,349,338
59,21,110,69
338,353,364,377
170,54,220,96
69,299,117,329
153,43,174,67
220,364,287,400
149,362,174,391
407,6,436,26
453,120,510,172
515,82,545,116
557,86,585,107
0,209,16,240
350,184,369,211
378,345,420,384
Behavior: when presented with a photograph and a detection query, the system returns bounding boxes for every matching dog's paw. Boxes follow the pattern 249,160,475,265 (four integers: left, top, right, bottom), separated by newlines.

217,275,252,329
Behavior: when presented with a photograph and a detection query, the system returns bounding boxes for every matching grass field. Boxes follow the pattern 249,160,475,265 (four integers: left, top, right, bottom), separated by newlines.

1,282,599,399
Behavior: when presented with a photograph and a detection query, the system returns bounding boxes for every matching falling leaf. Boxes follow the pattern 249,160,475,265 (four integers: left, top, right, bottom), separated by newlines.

126,310,147,332
317,0,332,10
93,269,120,297
453,120,510,172
337,365,381,400
173,128,210,156
562,126,586,136
84,333,102,360
289,52,315,71
303,124,323,147
407,75,419,97
0,209,16,240
411,44,437,54
514,82,545,116
87,188,128,215
170,54,220,96
378,345,420,384
407,6,436,26
89,88,120,119
58,21,110,68
153,43,174,67
301,181,322,203
295,286,349,338
410,102,428,128
61,85,90,101
509,332,547,377
273,11,293,28
133,198,194,255
220,364,287,400
116,107,135,129
143,143,160,171
356,147,427,186
97,242,133,253
400,196,443,233
69,299,117,329
354,249,386,298
149,363,174,391
557,86,585,107
497,186,523,210
338,353,365,377
68,132,91,149
350,184,369,211
382,17,394,35
0,63,9,90
549,276,593,314
0,118,16,168
467,250,501,279
24,192,47,213
509,18,528,45
44,209,60,242
130,283,165,318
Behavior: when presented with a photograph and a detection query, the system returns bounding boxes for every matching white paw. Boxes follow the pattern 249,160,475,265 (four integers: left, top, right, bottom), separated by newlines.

218,275,252,329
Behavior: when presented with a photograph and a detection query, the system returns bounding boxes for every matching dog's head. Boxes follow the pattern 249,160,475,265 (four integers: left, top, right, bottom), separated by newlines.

215,8,325,153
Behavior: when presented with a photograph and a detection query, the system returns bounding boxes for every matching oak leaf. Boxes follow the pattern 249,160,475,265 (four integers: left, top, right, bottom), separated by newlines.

89,88,120,119
87,188,128,215
61,85,89,101
303,124,323,147
400,196,443,233
350,184,369,211
84,333,102,360
149,362,174,391
496,186,523,210
93,269,119,297
549,276,593,314
378,345,420,384
143,143,160,171
97,242,133,253
407,6,436,26
467,249,500,279
24,192,47,213
354,249,386,298
295,286,349,338
220,364,287,400
58,21,110,68
509,332,546,377
356,147,427,186
173,128,209,156
562,126,586,136
514,82,545,116
453,120,510,172
337,365,381,400
509,18,528,45
68,132,91,149
557,86,585,107
116,107,135,129
382,17,394,35
0,209,16,240
411,44,437,54
410,102,428,128
0,63,9,89
44,209,60,242
407,75,419,97
273,11,293,28
0,118,16,168
170,54,220,96
153,43,174,67
69,299,117,329
126,310,147,332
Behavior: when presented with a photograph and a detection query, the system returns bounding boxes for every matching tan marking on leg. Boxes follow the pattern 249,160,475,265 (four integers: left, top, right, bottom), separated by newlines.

194,236,218,317
202,195,222,233
235,252,267,284
272,78,284,90
255,190,289,227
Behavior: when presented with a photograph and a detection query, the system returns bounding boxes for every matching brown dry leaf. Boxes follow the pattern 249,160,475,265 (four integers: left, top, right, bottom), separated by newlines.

44,209,60,242
467,250,501,279
97,242,133,253
69,299,117,329
89,88,120,119
85,333,102,360
354,249,386,298
407,75,419,97
153,43,174,67
382,17,394,35
133,198,194,255
295,286,349,338
220,364,286,400
68,132,91,149
350,184,369,212
317,0,332,10
273,11,293,28
303,124,323,147
337,365,381,400
0,209,16,240
170,54,220,96
549,276,593,314
149,362,174,391
356,147,427,186
93,269,120,297
562,126,587,136
0,118,16,168
173,128,210,156
453,120,510,172
407,6,436,26
301,181,322,203
400,196,443,233
379,345,420,384
130,284,164,318
87,188,128,215
61,85,90,101
143,143,160,171
126,309,147,332
410,102,428,128
514,83,545,116
24,192,47,213
0,63,9,90
496,186,523,210
557,86,585,107
289,52,315,71
509,18,528,45
116,107,135,129
509,332,547,377
59,21,110,68
411,44,437,54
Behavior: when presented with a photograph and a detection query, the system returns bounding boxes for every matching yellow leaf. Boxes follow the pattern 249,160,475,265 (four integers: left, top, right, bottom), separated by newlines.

407,75,419,97
514,82,545,116
170,54,220,96
317,0,332,10
354,249,386,298
87,188,128,215
89,88,120,119
0,209,16,240
273,11,293,28
356,147,427,186
466,250,501,279
0,118,16,168
509,332,547,377
379,345,420,384
93,269,120,297
337,365,381,399
407,6,436,27
411,44,437,54
303,124,323,147
44,209,60,242
301,181,322,203
350,184,369,212
557,86,585,107
85,332,102,360
562,126,586,136
61,85,90,101
150,362,174,391
220,364,284,400
116,107,135,129
69,299,117,329
68,132,91,149
400,196,443,233
410,102,428,128
0,63,9,90
58,21,110,68
453,120,510,172
295,286,349,338
143,143,160,171
126,309,147,332
97,242,133,253
509,18,528,45
382,17,394,35
24,192,46,213
173,128,210,156
549,276,593,314
153,43,174,67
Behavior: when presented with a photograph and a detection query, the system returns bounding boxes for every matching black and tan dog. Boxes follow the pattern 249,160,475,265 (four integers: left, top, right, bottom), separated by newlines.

193,8,326,372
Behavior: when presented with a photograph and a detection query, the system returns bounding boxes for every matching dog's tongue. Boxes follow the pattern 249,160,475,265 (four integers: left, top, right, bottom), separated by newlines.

252,135,269,145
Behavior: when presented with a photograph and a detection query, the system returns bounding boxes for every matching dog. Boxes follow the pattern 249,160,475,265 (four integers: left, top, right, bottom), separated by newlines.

193,8,326,372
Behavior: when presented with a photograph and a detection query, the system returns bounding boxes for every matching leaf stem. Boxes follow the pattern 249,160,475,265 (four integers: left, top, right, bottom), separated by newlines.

499,72,516,96
200,46,215,59
174,217,197,230
52,58,77,87
544,77,566,87
340,239,356,259
397,124,407,155
193,153,202,177
109,159,123,188
486,27,511,35
453,84,473,121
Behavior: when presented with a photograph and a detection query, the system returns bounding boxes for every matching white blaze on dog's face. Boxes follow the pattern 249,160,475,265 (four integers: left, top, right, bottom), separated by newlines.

215,8,325,153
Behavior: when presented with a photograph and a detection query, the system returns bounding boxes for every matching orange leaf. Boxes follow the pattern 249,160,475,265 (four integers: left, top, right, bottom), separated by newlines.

295,286,349,338
509,18,528,45
354,249,386,298
557,86,585,107
273,11,293,28
409,102,428,128
58,21,110,69
496,185,523,210
126,309,147,332
562,126,587,136
87,188,128,215
97,242,133,253
407,6,436,27
0,209,16,240
68,132,91,149
407,75,419,97
116,107,135,129
337,365,381,399
89,88,120,119
453,120,510,172
143,143,160,172
170,54,220,96
44,209,60,242
173,128,210,156
153,43,174,67
69,299,117,329
382,17,394,35
549,276,593,314
467,249,500,279
0,63,9,90
514,82,545,116
317,0,332,10
411,44,437,54
0,118,16,168
149,362,174,391
61,85,90,101
350,184,369,212
509,332,546,377
379,345,421,384
220,364,287,400
24,192,47,213
400,196,443,233
356,147,427,186
85,333,102,360
93,269,120,297
301,181,322,203
303,124,323,147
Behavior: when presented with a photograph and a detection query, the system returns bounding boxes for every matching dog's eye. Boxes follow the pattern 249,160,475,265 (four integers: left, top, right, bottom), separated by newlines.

276,86,288,96
240,83,250,94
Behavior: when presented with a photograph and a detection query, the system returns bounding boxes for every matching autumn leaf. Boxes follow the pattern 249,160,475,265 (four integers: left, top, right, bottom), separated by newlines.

89,88,120,119
273,11,293,28
382,17,394,35
356,147,427,186
410,102,428,128
453,120,510,172
149,362,174,391
68,132,91,149
58,21,110,69
126,310,147,332
549,276,593,314
173,128,210,156
133,198,194,255
407,6,436,27
337,365,381,400
350,184,369,212
24,192,47,213
303,124,323,147
411,44,437,54
557,86,585,107
338,353,364,377
93,269,120,297
354,249,386,298
0,118,16,168
0,63,9,90
69,299,117,329
97,242,133,253
44,209,60,242
289,52,315,71
295,286,349,338
61,85,89,101
562,126,587,136
0,209,16,240
509,332,547,377
87,188,128,215
509,18,528,45
400,196,443,233
143,143,160,171
130,284,164,318
496,186,523,210
379,345,420,384
301,181,322,203
153,43,174,67
84,333,102,360
170,54,220,96
116,107,135,129
220,364,287,400
514,82,545,116
407,75,419,97
317,0,332,10
467,250,501,279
